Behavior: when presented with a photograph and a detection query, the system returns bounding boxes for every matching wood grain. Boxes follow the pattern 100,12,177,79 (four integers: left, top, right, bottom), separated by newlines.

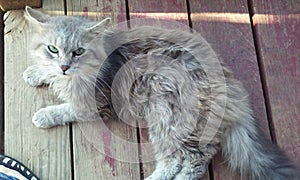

66,0,141,179
67,0,126,23
4,1,71,179
73,120,141,180
189,0,269,179
251,0,300,161
128,0,189,29
0,0,41,11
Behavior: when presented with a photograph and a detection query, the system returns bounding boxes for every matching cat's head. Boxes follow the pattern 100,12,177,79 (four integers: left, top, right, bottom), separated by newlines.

25,6,110,78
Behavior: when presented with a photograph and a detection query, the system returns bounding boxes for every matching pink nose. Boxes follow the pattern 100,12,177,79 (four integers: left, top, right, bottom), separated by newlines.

61,65,70,73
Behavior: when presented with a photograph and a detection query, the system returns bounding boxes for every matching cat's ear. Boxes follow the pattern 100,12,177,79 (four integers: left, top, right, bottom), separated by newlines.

86,18,111,34
25,6,50,24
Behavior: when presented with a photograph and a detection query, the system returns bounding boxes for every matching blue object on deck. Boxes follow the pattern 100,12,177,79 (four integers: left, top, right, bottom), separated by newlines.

0,155,39,180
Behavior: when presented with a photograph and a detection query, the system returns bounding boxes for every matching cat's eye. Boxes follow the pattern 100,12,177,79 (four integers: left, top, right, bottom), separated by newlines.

48,45,59,53
73,48,86,56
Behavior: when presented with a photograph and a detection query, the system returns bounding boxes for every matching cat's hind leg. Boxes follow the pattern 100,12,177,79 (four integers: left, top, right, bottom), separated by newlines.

173,145,217,180
145,155,182,180
145,148,214,180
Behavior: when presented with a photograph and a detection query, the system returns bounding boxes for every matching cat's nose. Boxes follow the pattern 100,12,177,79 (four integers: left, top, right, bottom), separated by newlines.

61,65,70,73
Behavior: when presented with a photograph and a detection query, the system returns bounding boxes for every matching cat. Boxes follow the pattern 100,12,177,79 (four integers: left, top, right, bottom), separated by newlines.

23,6,299,180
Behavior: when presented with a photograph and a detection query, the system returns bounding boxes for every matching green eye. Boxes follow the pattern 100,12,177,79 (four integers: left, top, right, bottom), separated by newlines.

73,48,86,56
48,45,59,53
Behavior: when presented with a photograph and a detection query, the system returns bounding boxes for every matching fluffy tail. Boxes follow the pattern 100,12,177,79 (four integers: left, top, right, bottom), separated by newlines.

222,116,299,180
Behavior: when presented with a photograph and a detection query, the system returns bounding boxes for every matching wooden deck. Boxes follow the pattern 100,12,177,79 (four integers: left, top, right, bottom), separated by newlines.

1,0,299,179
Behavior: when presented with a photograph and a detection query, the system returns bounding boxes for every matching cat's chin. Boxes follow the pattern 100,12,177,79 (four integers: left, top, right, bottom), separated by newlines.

57,72,73,79
62,69,77,76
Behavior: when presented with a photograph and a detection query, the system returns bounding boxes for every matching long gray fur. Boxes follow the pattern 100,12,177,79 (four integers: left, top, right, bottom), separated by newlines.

23,7,299,180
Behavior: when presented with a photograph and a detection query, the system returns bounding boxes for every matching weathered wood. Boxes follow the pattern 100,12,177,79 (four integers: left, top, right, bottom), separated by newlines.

128,0,209,179
73,120,141,179
189,0,269,179
4,2,71,179
0,10,4,154
67,0,126,23
66,0,141,179
0,0,41,11
251,0,300,161
128,0,189,29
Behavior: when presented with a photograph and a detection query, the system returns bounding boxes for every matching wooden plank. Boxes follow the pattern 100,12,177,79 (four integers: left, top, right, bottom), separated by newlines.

128,0,210,179
0,0,41,11
128,0,189,29
73,120,141,179
4,1,71,179
189,0,269,179
67,0,126,23
251,0,300,161
0,10,4,154
65,0,141,179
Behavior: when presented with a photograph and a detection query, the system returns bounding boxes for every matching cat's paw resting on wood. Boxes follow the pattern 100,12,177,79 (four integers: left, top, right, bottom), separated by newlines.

23,65,48,87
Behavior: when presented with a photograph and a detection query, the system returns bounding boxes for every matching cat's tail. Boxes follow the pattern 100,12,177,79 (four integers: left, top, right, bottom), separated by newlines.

222,114,299,180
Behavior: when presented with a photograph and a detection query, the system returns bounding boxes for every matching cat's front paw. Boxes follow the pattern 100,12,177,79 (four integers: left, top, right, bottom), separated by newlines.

32,104,73,128
23,65,45,87
32,108,56,128
32,107,63,128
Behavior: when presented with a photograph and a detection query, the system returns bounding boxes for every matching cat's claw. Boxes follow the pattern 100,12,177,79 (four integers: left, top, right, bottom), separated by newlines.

23,65,44,87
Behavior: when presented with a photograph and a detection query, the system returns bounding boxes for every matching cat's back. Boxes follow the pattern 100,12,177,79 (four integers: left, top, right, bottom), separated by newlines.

100,25,238,89
102,26,212,57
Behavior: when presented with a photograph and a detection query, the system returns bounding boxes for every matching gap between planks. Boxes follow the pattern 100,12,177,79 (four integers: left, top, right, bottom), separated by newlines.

246,0,277,143
64,2,76,180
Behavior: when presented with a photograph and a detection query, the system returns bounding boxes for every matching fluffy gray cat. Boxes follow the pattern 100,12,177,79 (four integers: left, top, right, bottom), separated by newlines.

23,7,299,180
